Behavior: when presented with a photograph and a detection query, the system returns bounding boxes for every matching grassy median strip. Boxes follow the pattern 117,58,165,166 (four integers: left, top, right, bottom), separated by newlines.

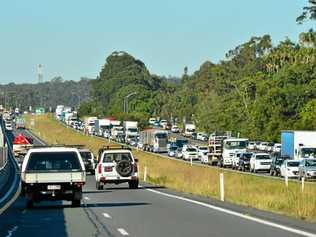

25,114,316,222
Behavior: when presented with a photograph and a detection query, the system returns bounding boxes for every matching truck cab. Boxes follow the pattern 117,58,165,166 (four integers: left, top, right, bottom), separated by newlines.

220,138,248,167
184,124,196,137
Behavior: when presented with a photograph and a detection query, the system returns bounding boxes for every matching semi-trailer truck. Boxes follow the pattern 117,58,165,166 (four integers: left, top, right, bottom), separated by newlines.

281,130,316,160
140,129,168,153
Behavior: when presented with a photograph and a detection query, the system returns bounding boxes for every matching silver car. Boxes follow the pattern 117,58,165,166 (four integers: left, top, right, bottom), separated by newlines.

298,158,316,180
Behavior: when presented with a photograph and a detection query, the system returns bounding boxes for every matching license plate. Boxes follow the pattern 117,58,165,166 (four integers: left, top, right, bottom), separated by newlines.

47,185,61,190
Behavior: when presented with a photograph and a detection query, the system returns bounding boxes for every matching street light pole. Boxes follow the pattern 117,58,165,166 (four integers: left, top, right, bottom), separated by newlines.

124,92,137,113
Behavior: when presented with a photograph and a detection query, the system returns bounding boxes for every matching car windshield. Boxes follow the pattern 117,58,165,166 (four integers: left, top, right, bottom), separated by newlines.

242,153,252,159
256,155,270,160
224,141,248,149
301,148,316,158
169,146,177,151
199,147,208,151
80,151,92,161
103,153,132,163
128,128,138,133
287,161,300,167
305,159,316,167
156,133,167,139
275,159,284,165
27,152,81,171
187,148,197,152
176,140,188,147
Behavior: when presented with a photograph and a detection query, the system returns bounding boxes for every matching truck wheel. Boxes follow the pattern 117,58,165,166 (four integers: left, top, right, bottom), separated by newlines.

26,200,34,209
129,180,139,189
72,199,81,207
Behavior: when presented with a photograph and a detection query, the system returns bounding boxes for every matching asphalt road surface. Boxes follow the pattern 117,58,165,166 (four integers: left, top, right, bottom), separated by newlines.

1,128,316,237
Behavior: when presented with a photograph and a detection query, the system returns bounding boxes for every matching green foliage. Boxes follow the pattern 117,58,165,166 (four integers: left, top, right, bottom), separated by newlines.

82,32,316,141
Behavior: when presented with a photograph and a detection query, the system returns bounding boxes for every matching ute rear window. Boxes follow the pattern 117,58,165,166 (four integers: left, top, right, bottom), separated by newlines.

27,152,81,171
80,152,92,161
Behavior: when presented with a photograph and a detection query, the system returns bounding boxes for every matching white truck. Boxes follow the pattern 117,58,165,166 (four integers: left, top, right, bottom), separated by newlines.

94,119,111,137
55,105,64,120
281,131,316,160
140,129,169,153
184,124,196,137
85,117,97,135
218,138,248,167
124,121,138,143
21,147,86,208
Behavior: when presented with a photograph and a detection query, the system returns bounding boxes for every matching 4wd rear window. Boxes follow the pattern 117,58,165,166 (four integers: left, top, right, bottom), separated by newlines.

103,153,132,163
27,152,81,171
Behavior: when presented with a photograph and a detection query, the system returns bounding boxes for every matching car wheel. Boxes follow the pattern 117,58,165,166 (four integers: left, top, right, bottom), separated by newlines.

129,180,139,189
91,170,95,175
270,170,274,176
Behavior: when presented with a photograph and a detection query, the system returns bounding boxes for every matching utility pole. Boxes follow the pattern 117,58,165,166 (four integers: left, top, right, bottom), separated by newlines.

38,64,44,107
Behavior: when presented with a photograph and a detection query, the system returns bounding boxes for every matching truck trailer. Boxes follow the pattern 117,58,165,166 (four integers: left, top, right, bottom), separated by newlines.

140,129,168,153
281,130,316,160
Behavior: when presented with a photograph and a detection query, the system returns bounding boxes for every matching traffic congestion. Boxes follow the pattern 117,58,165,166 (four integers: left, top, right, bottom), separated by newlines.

51,105,316,182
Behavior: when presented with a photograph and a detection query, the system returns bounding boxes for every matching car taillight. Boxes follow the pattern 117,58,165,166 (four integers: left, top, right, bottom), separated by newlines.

104,166,113,172
133,163,138,173
98,164,102,174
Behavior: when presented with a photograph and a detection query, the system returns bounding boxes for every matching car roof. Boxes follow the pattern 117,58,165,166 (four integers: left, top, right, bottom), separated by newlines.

103,149,132,153
255,153,270,156
28,147,80,153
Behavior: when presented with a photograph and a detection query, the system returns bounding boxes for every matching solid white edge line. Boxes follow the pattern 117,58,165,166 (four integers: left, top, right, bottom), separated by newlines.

117,228,129,236
145,187,316,237
24,129,46,146
102,213,112,219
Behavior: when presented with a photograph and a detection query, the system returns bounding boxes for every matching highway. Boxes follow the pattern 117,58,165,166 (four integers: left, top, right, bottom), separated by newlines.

1,129,316,237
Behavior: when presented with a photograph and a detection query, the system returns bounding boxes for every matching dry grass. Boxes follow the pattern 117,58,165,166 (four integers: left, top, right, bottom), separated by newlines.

25,114,316,222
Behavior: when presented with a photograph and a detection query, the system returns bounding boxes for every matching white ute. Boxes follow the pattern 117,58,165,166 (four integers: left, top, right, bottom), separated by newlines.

95,146,139,190
21,147,86,208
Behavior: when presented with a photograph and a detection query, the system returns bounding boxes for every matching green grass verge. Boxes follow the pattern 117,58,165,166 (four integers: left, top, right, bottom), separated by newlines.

24,114,316,222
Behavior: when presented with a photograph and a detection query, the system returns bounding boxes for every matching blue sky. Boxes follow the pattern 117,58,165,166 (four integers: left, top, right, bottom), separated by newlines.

0,0,314,84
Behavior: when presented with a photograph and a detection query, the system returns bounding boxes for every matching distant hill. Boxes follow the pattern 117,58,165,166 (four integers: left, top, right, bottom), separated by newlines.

0,77,93,111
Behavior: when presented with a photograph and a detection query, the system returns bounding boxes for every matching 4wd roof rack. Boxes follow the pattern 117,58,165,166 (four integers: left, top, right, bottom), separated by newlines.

98,145,131,157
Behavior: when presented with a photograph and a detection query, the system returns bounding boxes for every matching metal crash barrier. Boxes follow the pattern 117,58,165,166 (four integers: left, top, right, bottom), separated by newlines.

0,115,20,214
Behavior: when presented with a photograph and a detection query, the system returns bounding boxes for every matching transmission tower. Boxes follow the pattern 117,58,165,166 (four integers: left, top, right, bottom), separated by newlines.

38,64,43,83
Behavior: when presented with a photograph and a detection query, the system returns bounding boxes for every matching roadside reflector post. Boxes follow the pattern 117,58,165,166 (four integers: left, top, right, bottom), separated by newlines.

190,157,193,166
285,172,288,187
220,173,224,201
302,177,305,192
144,166,147,182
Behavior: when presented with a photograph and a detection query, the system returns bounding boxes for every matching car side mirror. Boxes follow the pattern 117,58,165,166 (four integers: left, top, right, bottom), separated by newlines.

134,158,139,163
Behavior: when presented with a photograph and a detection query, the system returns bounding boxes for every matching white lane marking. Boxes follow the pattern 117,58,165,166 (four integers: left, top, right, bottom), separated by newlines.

84,197,90,200
24,129,46,145
5,226,18,237
145,188,316,237
117,228,129,236
102,213,112,219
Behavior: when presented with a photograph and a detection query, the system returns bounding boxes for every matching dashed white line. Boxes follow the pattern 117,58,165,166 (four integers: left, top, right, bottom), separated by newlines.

117,228,129,236
102,213,112,219
84,197,90,200
145,188,316,237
